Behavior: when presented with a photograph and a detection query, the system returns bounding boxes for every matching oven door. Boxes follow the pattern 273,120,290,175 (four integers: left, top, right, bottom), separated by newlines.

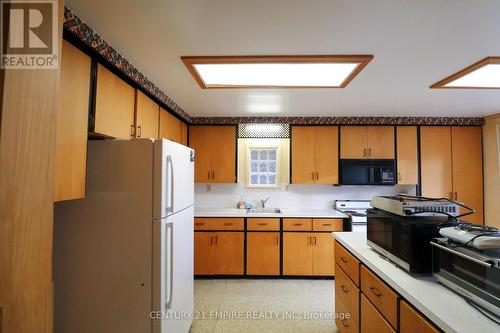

431,241,500,315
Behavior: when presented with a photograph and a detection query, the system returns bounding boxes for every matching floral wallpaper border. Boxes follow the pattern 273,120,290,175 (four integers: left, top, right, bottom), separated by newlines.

63,6,485,127
63,6,191,123
191,116,484,126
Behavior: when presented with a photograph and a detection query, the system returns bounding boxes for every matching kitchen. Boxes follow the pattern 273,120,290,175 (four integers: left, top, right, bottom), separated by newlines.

1,1,500,333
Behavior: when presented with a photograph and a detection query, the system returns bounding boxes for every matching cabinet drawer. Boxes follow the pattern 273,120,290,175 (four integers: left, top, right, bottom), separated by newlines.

194,218,244,230
361,294,395,333
335,294,359,333
335,241,360,286
313,219,344,232
335,264,360,312
283,218,312,231
247,218,280,231
360,265,398,329
400,300,439,333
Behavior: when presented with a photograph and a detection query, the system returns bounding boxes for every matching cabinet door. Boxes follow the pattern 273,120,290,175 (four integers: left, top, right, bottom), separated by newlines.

135,90,159,139
396,126,418,184
283,233,313,275
400,300,439,333
452,126,484,224
420,127,453,198
194,232,213,275
291,126,316,184
189,126,213,183
246,232,280,275
213,232,244,275
211,126,236,183
181,122,188,146
54,40,90,202
159,107,182,143
341,126,368,159
315,126,339,184
361,294,396,333
367,126,395,159
312,233,335,276
94,64,135,139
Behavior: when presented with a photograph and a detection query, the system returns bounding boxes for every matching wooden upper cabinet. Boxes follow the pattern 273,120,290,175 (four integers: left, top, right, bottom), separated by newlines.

341,126,394,159
367,126,395,159
396,126,418,185
451,126,483,224
135,90,159,139
341,126,368,159
159,107,183,143
181,122,188,145
291,126,316,184
94,64,135,139
189,125,236,183
291,126,339,184
421,126,453,198
54,40,91,202
315,126,339,184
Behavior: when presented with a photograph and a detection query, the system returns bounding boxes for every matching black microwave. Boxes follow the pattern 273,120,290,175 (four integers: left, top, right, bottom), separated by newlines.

367,208,444,274
340,160,396,185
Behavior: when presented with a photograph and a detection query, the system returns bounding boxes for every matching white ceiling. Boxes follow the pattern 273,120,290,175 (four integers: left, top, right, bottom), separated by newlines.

66,0,500,118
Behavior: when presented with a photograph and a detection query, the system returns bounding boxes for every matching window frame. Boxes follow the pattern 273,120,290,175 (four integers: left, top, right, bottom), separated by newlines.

245,144,281,189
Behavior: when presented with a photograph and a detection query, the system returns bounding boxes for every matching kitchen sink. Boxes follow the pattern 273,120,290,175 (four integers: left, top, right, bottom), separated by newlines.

246,208,282,214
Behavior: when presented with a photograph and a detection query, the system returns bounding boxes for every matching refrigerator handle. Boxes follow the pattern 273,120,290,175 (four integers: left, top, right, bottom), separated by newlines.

165,221,174,310
166,155,174,214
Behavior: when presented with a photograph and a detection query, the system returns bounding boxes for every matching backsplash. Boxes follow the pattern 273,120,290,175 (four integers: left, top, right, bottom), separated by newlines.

194,184,417,209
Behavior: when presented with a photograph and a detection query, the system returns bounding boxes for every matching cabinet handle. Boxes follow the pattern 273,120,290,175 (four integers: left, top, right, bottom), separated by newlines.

341,319,349,328
322,223,332,226
312,172,315,180
363,148,367,157
215,235,218,245
397,172,402,181
137,125,142,138
275,236,279,245
340,256,348,264
340,285,349,293
308,236,311,245
313,236,317,245
316,172,319,180
454,192,458,200
210,236,213,245
258,223,268,226
195,222,204,226
208,171,211,180
212,171,215,179
293,223,303,226
370,287,382,297
130,124,135,137
449,192,453,200
224,222,234,226
368,147,372,157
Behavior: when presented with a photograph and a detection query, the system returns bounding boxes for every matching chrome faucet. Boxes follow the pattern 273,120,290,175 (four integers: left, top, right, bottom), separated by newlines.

260,197,270,208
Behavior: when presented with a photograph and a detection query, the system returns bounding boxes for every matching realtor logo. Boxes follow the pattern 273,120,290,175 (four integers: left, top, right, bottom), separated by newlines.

1,0,58,69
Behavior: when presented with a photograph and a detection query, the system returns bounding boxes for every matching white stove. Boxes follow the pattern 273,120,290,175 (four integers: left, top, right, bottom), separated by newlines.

334,200,371,232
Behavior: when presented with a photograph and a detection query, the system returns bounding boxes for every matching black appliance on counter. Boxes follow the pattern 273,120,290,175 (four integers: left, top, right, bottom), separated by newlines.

367,208,444,274
340,160,396,185
431,224,500,318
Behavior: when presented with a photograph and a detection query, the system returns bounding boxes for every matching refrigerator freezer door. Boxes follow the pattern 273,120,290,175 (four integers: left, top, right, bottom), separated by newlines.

154,139,194,219
152,206,194,333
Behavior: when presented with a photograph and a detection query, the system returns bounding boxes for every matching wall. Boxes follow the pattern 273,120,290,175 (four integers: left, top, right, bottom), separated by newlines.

195,138,416,209
483,114,500,228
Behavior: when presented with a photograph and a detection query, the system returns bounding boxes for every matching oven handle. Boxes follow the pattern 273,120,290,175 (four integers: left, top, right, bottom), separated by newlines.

430,241,493,268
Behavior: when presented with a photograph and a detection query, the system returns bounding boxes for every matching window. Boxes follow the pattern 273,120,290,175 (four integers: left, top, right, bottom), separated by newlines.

247,147,280,188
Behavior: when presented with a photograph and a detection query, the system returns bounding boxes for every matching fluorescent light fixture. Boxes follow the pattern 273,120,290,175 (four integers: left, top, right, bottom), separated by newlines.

431,57,500,89
244,123,284,133
181,55,373,89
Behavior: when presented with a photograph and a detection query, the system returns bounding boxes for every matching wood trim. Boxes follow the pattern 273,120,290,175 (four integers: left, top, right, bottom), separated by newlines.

181,55,373,89
430,57,500,89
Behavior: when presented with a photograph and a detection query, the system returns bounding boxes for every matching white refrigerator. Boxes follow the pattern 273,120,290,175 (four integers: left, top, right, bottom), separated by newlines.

54,139,194,333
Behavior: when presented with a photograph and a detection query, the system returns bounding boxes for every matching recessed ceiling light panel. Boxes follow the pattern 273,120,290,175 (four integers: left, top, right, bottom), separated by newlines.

181,55,373,89
431,57,500,89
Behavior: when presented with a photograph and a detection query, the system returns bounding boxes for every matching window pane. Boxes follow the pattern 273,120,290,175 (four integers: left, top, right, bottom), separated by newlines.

259,150,268,160
251,174,258,184
251,150,258,160
259,162,267,172
268,174,276,184
269,150,277,160
251,162,258,172
269,162,276,172
260,175,268,184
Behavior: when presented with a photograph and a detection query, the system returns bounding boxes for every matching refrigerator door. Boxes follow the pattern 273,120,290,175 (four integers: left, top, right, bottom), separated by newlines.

152,206,194,333
154,139,194,219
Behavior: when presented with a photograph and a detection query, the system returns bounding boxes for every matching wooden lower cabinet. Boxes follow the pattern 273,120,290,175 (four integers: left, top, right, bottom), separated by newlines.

283,232,335,276
194,232,244,275
336,294,359,333
283,233,313,275
335,264,360,333
246,232,280,275
400,300,439,333
361,294,396,333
